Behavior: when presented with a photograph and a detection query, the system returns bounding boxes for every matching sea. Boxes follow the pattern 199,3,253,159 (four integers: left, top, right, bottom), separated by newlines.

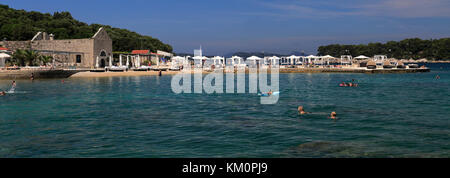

0,63,448,157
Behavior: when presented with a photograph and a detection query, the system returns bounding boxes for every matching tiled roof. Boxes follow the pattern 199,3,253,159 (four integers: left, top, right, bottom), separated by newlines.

131,50,150,54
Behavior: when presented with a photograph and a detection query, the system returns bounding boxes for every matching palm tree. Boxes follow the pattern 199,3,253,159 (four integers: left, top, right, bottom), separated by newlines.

12,49,26,66
23,50,40,66
39,55,53,66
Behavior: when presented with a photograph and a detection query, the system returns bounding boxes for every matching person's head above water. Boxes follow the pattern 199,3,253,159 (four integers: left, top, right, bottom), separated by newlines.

330,111,337,119
298,106,307,114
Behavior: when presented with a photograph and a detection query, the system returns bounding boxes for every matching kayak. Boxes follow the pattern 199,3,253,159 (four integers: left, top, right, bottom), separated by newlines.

259,91,280,96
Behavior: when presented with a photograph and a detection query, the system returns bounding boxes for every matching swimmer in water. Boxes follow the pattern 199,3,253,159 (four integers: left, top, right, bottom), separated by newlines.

0,91,5,96
267,90,273,96
329,111,338,120
12,81,16,88
436,75,440,79
298,106,308,115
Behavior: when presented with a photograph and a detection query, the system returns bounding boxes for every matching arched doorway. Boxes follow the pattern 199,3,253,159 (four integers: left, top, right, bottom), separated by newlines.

98,50,107,68
100,59,106,67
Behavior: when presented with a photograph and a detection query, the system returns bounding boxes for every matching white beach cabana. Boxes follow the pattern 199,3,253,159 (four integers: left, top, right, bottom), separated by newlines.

321,55,335,65
268,56,280,66
340,55,353,65
230,56,244,65
305,55,317,64
0,53,11,67
246,56,262,66
374,55,388,65
211,56,225,66
286,55,300,65
171,56,185,68
192,56,209,68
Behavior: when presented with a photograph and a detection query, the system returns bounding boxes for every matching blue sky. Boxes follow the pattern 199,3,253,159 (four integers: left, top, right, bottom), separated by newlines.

3,0,450,55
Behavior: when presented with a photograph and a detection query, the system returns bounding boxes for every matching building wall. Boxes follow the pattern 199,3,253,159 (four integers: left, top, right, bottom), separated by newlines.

93,29,113,68
31,39,94,67
0,28,112,68
0,41,32,52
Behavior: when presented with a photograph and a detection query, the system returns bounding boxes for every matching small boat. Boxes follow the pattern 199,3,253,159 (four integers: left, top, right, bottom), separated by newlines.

408,64,419,68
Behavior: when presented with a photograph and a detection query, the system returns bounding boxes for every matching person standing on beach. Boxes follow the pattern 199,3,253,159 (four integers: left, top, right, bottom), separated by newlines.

30,73,34,81
12,81,16,88
159,70,162,76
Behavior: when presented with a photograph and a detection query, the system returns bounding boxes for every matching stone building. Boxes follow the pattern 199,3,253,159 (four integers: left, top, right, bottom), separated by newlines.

0,28,112,68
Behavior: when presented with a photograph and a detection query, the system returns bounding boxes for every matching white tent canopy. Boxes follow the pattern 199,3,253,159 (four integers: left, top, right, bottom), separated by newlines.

306,55,317,58
231,56,243,60
211,56,224,60
247,56,262,60
322,55,335,58
0,53,10,67
355,55,369,59
287,55,300,59
192,56,208,60
0,53,11,58
268,56,280,60
172,56,185,60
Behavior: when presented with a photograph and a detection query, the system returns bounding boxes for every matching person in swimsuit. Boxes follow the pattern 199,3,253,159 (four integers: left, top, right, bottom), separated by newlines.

0,91,6,96
12,81,16,88
298,106,308,115
267,90,273,96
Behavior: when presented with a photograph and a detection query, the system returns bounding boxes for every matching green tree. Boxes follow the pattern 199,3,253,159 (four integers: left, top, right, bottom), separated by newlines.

39,55,53,65
11,49,26,66
23,50,40,66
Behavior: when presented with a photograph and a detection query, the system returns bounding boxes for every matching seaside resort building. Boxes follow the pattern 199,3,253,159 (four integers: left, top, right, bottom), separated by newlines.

0,28,112,69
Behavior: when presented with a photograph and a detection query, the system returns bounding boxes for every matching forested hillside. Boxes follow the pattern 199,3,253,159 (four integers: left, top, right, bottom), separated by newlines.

0,4,172,53
317,38,450,60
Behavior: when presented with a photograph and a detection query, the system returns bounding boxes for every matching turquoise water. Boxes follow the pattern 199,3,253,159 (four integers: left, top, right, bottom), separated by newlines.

0,64,449,158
